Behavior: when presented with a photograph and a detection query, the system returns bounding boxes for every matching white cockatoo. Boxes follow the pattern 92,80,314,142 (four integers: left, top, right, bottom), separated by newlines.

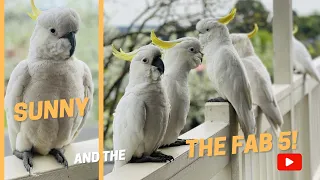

196,8,256,138
150,31,203,147
292,26,320,83
5,0,93,173
230,24,283,137
112,44,173,170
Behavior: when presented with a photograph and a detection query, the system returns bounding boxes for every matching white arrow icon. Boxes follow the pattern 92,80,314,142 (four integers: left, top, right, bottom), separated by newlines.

286,158,294,167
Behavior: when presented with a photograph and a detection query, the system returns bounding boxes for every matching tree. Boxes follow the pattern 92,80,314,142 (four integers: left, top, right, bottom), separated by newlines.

294,11,320,58
231,1,271,33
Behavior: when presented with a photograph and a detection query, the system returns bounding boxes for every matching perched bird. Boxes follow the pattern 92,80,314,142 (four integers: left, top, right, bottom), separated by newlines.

150,31,203,147
292,26,320,83
5,0,94,173
230,24,283,137
196,8,256,138
112,44,173,170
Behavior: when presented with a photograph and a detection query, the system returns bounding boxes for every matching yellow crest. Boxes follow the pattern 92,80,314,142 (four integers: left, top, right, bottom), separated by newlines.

218,8,237,25
248,24,259,39
293,25,299,35
111,45,136,61
27,0,41,20
150,30,178,49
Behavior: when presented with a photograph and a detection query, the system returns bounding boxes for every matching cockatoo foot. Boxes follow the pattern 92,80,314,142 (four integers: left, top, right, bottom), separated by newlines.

49,148,68,168
13,150,33,174
207,97,228,102
160,139,187,148
129,152,173,163
151,151,174,162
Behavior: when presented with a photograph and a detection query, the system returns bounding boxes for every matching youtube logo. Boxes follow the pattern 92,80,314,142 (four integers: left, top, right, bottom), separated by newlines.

277,153,302,171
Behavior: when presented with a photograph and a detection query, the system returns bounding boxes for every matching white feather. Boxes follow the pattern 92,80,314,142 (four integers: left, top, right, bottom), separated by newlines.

5,8,93,155
161,39,202,146
112,45,170,170
230,34,283,137
196,19,256,138
292,37,320,82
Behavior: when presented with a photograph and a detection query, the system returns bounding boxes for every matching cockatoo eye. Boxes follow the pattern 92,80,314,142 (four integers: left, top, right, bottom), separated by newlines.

50,28,56,34
206,29,209,32
142,58,149,64
189,47,195,52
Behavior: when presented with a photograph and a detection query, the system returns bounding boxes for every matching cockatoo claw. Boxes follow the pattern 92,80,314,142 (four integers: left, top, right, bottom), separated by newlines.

129,156,165,163
49,148,68,168
151,151,174,162
160,139,188,148
207,97,228,102
13,150,33,174
294,70,303,74
129,152,174,163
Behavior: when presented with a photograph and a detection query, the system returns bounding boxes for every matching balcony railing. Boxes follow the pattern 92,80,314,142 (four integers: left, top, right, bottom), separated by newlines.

5,139,98,180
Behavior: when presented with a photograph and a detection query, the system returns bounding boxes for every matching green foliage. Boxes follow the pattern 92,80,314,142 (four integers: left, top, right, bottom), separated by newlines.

294,14,320,39
184,71,214,129
251,30,274,80
230,1,271,33
229,1,275,80
294,13,320,58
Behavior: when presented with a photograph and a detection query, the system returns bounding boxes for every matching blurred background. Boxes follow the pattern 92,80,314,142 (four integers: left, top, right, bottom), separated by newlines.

104,0,320,151
4,0,99,156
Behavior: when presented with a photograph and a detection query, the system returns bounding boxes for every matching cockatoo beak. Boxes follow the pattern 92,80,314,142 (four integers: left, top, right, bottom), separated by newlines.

248,24,259,39
218,8,237,25
200,52,204,62
152,56,165,74
61,32,76,57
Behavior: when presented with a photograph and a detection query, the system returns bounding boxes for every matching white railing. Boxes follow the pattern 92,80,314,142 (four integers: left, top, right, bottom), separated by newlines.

5,139,98,180
104,58,320,180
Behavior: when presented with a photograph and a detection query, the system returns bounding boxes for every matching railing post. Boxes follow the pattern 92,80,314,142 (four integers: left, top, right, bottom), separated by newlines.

205,102,240,180
229,107,241,180
273,0,293,85
295,96,311,180
273,0,296,128
272,0,295,150
309,85,320,179
273,1,297,179
273,0,295,130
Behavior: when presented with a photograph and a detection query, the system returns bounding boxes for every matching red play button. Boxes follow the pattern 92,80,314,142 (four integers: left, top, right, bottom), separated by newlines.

277,153,302,171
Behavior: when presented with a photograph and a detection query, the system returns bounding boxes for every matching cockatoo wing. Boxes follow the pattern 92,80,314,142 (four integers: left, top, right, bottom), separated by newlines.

218,48,255,136
113,92,146,170
244,56,275,104
243,56,283,136
259,84,282,137
71,59,94,140
255,64,283,128
293,37,320,82
5,60,31,150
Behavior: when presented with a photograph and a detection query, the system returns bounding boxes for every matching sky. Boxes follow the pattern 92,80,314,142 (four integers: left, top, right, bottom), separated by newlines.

105,0,320,26
262,0,320,15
